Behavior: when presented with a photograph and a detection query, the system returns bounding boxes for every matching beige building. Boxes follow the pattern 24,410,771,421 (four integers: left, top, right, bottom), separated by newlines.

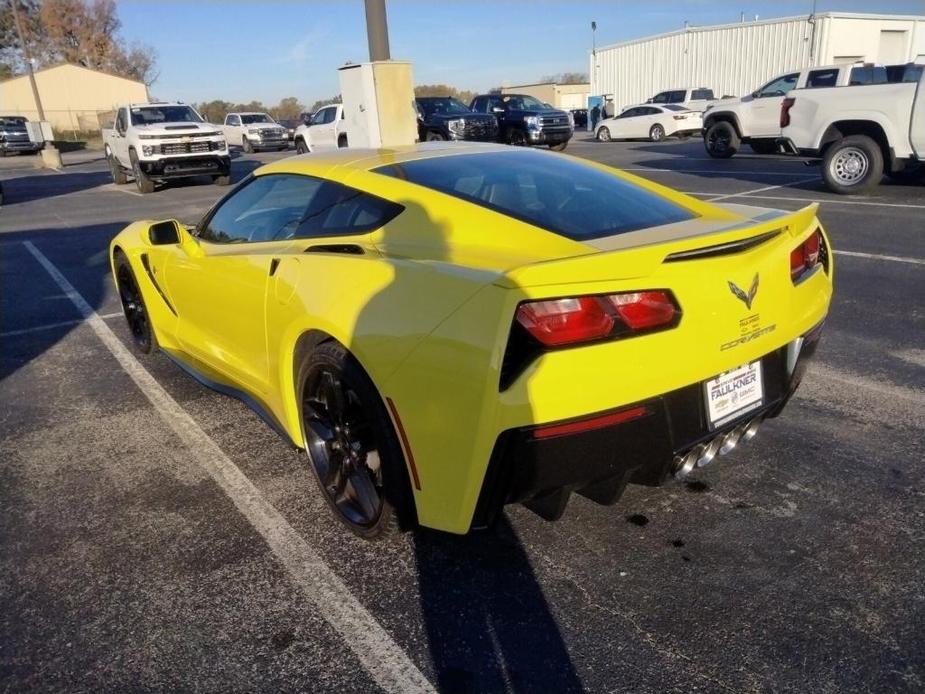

0,63,148,135
501,82,590,110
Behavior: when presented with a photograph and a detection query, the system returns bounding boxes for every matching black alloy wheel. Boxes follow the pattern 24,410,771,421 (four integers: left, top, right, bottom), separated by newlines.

300,342,410,537
115,253,155,353
425,131,446,141
704,121,739,158
508,128,528,146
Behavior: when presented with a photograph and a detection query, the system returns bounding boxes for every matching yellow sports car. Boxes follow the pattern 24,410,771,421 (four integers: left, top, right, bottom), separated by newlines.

110,143,832,537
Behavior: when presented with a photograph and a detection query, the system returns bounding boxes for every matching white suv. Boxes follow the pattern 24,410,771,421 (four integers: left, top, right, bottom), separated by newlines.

293,104,347,154
702,63,885,158
222,112,288,153
646,87,716,112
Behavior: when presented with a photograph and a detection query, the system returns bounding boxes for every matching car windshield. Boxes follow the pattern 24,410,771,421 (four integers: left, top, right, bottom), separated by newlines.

130,105,202,125
417,98,471,117
0,116,27,127
663,105,689,111
375,150,697,240
241,114,275,124
502,95,548,110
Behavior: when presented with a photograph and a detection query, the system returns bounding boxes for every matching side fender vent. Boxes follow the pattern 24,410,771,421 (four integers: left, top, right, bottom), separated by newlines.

305,244,364,255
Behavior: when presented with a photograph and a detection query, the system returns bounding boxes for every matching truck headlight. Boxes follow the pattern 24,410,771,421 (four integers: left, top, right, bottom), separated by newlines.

214,139,226,150
248,128,260,136
447,119,466,133
141,145,155,156
567,111,575,127
524,115,540,130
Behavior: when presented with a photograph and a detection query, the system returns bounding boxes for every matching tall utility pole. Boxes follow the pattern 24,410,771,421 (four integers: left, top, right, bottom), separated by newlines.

364,0,391,61
9,0,45,121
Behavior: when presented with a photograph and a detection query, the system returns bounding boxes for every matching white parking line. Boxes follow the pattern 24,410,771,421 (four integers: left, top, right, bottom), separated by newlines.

834,250,925,266
1,312,122,338
705,176,822,202
682,191,925,210
22,241,436,694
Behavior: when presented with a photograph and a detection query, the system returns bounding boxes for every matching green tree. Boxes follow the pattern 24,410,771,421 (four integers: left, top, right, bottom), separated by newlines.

270,96,304,120
194,100,234,124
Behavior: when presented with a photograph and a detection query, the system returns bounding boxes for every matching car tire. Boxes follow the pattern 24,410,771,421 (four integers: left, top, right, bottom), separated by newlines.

129,150,155,194
425,131,446,141
114,251,157,354
337,134,348,149
596,126,612,143
297,341,414,539
507,128,528,146
242,136,253,154
704,121,740,159
822,135,884,195
295,138,309,154
106,147,128,185
212,174,231,186
649,124,666,142
549,142,568,151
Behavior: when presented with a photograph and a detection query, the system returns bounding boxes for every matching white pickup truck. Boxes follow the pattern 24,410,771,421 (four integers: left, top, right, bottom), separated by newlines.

103,102,230,194
293,104,347,154
779,64,924,193
702,62,887,158
221,112,288,153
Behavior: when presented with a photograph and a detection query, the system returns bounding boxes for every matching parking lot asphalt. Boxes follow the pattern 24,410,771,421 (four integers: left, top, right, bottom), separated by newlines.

1,139,923,694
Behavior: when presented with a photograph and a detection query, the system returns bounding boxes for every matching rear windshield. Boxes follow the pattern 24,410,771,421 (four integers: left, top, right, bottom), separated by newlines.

374,150,696,240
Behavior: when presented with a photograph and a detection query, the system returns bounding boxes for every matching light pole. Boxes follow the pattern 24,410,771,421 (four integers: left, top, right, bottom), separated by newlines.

364,0,391,61
9,0,62,168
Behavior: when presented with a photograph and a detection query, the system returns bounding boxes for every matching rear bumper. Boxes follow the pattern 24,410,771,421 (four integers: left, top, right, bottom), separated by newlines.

140,155,231,179
471,320,824,529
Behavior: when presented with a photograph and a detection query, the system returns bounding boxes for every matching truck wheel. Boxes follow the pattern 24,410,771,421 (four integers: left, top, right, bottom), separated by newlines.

295,138,309,154
649,124,666,142
596,126,611,142
337,134,348,149
507,128,528,146
425,131,446,141
704,121,739,158
822,135,883,194
106,147,128,185
549,142,568,151
749,140,777,155
242,137,253,154
129,150,155,194
212,174,231,186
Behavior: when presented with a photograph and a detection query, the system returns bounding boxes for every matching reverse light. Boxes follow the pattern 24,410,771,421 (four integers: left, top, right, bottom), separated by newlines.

515,290,679,347
780,97,796,128
790,228,825,282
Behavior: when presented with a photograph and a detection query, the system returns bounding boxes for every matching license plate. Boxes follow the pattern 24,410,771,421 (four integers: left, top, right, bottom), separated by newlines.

704,361,763,428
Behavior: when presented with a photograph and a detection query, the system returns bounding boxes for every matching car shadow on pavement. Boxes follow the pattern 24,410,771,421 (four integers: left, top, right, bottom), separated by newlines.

0,170,113,204
0,223,123,382
413,518,583,694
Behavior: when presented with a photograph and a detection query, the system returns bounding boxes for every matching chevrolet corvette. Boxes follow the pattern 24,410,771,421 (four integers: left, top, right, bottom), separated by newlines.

110,143,832,537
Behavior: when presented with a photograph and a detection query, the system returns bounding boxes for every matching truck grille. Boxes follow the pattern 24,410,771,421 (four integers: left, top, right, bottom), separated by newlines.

462,119,498,139
259,128,285,139
539,115,571,131
159,140,219,155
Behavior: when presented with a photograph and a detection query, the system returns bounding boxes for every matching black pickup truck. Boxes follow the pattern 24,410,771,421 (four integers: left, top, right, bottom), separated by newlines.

469,93,573,150
415,97,499,142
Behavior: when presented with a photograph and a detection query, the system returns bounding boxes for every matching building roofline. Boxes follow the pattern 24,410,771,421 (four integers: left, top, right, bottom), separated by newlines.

0,61,146,87
594,11,925,53
502,81,590,89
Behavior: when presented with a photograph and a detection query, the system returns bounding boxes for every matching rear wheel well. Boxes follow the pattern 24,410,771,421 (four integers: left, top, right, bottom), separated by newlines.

821,121,892,169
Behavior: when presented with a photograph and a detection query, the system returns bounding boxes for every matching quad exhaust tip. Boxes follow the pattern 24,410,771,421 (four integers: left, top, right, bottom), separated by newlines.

672,416,763,479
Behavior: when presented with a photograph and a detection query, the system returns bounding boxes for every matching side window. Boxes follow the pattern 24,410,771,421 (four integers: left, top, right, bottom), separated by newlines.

691,89,714,100
200,174,403,244
323,107,337,124
619,108,639,118
849,66,888,85
645,107,661,115
652,92,669,104
310,110,326,126
224,115,232,125
806,69,838,88
669,90,686,103
116,109,126,133
489,97,504,112
471,97,484,112
757,73,799,97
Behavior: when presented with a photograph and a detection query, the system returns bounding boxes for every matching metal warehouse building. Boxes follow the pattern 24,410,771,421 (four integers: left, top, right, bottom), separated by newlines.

590,12,925,111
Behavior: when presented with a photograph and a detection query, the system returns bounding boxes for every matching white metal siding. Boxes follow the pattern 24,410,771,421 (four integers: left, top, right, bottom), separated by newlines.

591,14,925,112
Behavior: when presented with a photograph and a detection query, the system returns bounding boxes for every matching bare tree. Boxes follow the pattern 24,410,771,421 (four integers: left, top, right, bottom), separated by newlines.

540,72,589,85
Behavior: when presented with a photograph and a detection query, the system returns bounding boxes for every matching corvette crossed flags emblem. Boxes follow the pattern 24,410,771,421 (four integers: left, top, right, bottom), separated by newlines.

728,273,759,310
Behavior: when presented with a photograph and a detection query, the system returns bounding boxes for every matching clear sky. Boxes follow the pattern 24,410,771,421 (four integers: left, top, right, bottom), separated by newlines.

117,0,925,106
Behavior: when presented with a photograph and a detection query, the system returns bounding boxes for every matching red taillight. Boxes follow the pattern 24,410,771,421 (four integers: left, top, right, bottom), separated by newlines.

515,291,678,347
532,405,649,440
790,228,824,282
780,97,796,128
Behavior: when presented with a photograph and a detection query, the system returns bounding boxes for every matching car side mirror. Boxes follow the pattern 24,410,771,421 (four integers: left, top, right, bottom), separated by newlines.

751,91,760,98
492,107,504,113
149,219,180,245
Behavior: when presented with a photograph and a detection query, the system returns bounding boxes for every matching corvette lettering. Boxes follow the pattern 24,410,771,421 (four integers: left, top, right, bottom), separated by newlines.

721,324,777,351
